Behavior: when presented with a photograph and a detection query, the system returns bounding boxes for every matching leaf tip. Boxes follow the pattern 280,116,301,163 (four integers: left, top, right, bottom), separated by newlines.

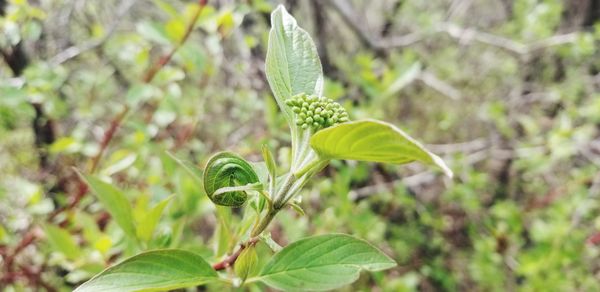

431,153,453,178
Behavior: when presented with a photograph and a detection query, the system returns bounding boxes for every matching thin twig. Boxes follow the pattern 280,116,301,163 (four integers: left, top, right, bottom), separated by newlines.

418,70,462,100
143,0,207,83
89,107,130,173
327,0,578,54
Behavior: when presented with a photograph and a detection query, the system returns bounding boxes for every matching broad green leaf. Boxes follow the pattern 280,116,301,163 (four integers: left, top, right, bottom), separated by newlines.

310,119,453,177
74,249,218,292
79,174,137,240
43,224,81,260
136,195,173,242
265,5,324,125
258,234,396,291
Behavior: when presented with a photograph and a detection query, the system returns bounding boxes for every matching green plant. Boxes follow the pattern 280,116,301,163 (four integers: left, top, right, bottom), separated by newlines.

74,5,451,292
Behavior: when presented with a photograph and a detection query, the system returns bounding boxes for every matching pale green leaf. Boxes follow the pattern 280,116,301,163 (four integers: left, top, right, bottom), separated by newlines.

136,195,173,242
310,119,453,177
136,21,170,45
74,249,218,292
265,5,324,125
164,151,203,185
234,245,259,281
79,173,137,240
258,234,396,291
43,224,81,260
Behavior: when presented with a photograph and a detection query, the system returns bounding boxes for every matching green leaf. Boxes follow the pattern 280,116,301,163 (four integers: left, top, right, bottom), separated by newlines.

261,145,277,208
258,234,396,291
262,144,277,181
136,195,173,242
79,173,137,240
203,152,261,207
74,249,218,292
164,151,203,185
43,224,81,260
310,119,453,177
234,245,259,281
265,5,324,125
136,21,170,45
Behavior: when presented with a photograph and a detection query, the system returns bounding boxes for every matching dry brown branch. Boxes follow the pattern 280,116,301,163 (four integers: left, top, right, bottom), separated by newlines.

328,0,578,55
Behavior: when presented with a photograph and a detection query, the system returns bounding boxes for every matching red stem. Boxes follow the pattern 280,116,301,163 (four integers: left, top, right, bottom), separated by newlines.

212,237,259,271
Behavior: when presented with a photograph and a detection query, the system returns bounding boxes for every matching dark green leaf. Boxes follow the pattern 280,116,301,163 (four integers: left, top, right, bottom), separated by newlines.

74,249,218,292
259,234,396,291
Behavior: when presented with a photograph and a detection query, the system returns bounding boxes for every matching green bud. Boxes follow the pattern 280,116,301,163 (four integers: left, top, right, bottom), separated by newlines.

288,93,350,132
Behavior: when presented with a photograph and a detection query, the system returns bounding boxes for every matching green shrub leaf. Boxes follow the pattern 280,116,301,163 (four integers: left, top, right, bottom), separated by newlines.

258,234,396,291
80,174,137,240
310,119,453,177
74,249,218,292
43,224,81,260
234,245,259,281
136,195,173,242
265,5,324,125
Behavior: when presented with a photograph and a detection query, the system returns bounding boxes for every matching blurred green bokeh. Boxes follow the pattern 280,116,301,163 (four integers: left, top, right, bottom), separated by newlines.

1,0,600,290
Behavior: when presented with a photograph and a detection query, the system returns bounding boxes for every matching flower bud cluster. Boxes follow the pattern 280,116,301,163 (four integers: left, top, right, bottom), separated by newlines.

285,94,349,131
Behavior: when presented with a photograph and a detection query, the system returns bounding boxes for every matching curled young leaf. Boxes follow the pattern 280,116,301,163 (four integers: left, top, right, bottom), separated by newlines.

203,152,262,207
310,119,453,177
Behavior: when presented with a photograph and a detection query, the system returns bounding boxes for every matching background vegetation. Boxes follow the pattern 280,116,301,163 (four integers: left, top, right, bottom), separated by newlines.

1,0,600,290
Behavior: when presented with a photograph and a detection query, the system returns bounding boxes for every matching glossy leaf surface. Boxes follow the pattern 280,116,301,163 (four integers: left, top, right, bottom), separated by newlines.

310,119,453,177
259,234,396,291
74,249,217,292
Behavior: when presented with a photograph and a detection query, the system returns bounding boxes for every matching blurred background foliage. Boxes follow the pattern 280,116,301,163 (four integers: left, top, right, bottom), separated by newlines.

1,0,600,291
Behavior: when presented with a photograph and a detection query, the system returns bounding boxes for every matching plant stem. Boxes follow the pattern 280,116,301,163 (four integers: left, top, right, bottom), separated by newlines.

250,209,278,237
273,173,297,208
